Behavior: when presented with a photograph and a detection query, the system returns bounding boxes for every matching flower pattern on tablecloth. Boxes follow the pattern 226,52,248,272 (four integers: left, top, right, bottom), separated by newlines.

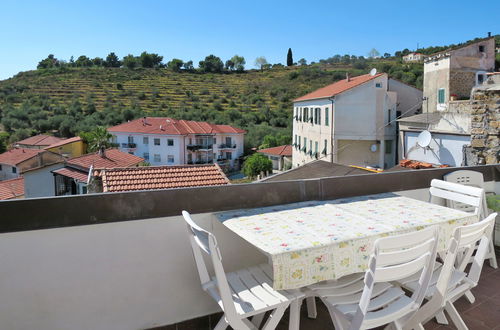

215,194,477,290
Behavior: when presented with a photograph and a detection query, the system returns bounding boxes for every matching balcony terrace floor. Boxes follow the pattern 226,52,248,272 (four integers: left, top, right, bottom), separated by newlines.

151,256,500,330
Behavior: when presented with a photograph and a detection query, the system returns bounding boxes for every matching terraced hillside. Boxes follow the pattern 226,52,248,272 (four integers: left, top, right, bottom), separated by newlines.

0,61,420,150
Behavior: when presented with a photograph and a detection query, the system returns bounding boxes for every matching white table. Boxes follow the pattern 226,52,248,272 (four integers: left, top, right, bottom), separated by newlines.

216,193,477,290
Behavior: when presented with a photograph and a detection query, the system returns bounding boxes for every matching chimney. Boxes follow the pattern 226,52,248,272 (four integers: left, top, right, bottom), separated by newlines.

488,32,491,38
98,146,105,157
160,125,164,131
143,116,147,126
346,72,350,82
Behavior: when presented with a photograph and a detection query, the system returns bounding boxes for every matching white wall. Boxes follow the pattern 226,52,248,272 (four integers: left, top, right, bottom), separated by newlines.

404,131,470,166
0,213,266,330
388,78,423,118
23,163,65,198
0,163,20,181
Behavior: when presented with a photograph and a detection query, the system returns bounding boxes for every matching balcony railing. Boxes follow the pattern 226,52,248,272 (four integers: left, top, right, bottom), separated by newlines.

186,144,213,151
218,144,236,149
121,142,137,148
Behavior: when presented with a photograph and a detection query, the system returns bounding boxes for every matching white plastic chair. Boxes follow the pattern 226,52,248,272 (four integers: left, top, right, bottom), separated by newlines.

443,171,497,269
310,226,440,330
182,211,304,330
399,213,497,330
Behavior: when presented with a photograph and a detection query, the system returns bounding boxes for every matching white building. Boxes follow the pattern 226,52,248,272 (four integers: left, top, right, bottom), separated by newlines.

108,117,246,170
402,53,425,63
292,72,422,169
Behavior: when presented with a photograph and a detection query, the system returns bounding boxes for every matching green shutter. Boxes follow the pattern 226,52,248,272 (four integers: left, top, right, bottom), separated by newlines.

438,89,445,104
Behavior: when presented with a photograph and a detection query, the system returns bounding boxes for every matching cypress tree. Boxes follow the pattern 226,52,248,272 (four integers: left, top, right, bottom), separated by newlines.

287,48,293,66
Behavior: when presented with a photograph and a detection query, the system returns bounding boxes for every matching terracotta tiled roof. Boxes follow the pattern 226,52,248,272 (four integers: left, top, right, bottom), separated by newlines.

294,73,384,102
16,134,65,147
67,149,144,170
44,136,82,149
52,167,89,183
93,164,230,192
257,145,292,157
108,117,246,135
0,177,24,200
0,148,44,166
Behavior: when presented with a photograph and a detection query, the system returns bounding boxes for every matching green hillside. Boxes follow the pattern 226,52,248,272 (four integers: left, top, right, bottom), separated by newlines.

0,59,424,152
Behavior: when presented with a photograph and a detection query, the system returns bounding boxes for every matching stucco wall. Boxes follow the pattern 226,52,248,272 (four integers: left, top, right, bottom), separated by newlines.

23,163,65,198
404,131,470,166
388,79,423,118
423,57,451,113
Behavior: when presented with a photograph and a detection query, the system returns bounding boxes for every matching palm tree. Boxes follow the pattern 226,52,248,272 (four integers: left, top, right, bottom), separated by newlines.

80,126,114,153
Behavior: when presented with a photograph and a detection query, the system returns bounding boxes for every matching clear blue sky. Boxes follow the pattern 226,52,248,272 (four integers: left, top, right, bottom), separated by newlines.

1,0,499,80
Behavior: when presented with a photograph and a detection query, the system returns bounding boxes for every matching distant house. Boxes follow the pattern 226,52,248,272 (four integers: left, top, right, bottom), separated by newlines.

44,136,87,158
0,177,24,200
402,53,425,63
399,37,498,167
108,117,246,170
257,145,292,171
292,72,422,169
423,37,495,112
0,148,63,181
14,134,65,149
52,149,144,196
90,164,230,193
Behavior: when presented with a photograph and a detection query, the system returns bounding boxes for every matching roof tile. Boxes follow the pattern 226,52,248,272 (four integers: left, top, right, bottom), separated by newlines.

15,135,65,147
0,177,24,200
94,164,230,192
67,149,144,170
257,145,292,157
108,117,246,135
294,73,384,102
0,148,45,166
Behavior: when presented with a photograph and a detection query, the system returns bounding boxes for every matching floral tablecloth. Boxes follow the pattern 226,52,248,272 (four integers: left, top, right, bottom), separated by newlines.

215,193,477,290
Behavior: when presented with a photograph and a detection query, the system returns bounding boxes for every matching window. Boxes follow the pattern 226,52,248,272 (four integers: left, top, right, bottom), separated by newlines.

299,107,302,121
375,83,382,88
325,107,329,126
303,138,307,151
154,138,160,146
438,88,445,104
226,152,232,160
167,155,174,163
225,137,232,146
387,109,392,125
167,139,174,146
128,136,134,143
478,74,485,85
294,135,297,146
143,137,149,145
213,138,217,144
315,141,318,154
323,139,328,155
479,45,485,52
143,152,150,160
309,140,312,154
187,154,192,162
0,164,2,171
385,140,393,154
303,108,308,122
12,167,17,174
298,136,301,148
314,108,321,124
154,154,161,162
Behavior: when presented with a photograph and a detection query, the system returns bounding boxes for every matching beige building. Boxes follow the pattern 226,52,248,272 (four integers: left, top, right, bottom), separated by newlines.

423,37,496,113
292,72,422,169
403,53,425,63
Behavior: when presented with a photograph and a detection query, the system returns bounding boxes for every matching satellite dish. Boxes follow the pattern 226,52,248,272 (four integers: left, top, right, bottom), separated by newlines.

369,68,377,76
417,130,432,148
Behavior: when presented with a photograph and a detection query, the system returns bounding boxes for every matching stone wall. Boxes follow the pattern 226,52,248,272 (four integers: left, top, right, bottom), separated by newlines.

449,70,476,99
465,88,500,165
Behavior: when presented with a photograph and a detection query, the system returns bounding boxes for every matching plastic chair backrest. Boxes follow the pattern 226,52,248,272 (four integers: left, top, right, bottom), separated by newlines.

351,226,439,329
429,179,484,217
